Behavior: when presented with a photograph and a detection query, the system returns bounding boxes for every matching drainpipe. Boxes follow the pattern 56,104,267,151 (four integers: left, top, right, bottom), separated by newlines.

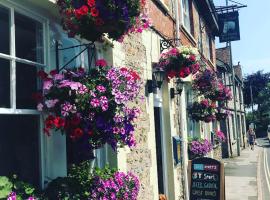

174,0,190,200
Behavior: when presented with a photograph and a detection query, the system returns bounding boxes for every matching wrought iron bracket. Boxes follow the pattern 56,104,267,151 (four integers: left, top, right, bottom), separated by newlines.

55,41,96,72
160,38,181,53
214,4,247,14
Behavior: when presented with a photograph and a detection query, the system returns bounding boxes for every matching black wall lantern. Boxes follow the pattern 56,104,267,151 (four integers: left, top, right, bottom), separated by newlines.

146,68,165,94
170,78,184,99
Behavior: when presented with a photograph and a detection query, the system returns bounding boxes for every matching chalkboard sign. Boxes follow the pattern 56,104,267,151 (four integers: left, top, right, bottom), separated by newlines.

189,158,225,200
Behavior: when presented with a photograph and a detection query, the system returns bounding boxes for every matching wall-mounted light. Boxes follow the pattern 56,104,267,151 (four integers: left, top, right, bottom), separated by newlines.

146,68,165,94
170,78,184,99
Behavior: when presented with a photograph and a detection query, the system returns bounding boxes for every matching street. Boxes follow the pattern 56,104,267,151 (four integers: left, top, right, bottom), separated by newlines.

225,138,270,200
257,138,270,200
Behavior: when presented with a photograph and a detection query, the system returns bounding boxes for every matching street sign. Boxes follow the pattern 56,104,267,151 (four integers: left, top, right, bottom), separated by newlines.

188,157,225,200
218,11,240,43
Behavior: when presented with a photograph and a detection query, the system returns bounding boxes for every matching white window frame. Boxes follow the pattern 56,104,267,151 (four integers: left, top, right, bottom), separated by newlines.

181,0,191,33
0,0,49,188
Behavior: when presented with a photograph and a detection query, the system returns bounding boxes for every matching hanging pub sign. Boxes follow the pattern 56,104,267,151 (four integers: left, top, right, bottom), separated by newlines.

218,11,240,43
188,157,225,200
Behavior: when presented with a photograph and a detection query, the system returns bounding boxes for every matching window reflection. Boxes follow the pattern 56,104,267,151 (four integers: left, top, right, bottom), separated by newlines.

16,62,40,109
15,12,43,63
0,115,39,186
0,58,10,108
0,6,10,55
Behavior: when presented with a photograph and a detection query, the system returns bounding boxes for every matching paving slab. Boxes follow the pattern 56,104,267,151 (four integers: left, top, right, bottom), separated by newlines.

224,147,260,200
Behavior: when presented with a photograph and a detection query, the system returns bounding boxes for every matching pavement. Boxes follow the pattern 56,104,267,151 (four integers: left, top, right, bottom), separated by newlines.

223,145,261,200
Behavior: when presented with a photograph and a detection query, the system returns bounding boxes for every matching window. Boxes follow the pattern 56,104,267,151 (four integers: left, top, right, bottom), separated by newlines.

205,33,212,61
0,3,45,187
181,0,191,33
198,18,203,53
0,115,40,186
186,87,199,137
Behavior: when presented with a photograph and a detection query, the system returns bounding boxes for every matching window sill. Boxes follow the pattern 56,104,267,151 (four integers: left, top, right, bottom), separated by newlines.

180,25,197,46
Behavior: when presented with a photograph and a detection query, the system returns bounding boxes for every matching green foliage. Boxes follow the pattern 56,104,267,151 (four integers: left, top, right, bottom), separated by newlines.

44,177,82,200
243,70,270,107
0,175,38,200
244,71,270,135
0,176,12,199
92,165,117,180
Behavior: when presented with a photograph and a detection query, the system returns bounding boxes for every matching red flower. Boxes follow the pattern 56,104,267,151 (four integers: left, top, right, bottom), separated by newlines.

95,59,107,67
167,70,177,79
120,67,128,73
75,5,89,19
70,128,83,140
37,70,48,80
45,115,55,129
87,0,95,7
43,128,50,136
90,8,99,17
70,116,81,126
68,31,76,38
131,71,140,80
95,18,104,26
189,55,196,62
179,67,190,78
65,9,73,17
88,130,94,136
54,117,65,128
78,67,85,73
50,69,58,76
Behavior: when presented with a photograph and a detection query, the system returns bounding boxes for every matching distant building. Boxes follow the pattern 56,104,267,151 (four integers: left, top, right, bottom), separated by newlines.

216,47,247,158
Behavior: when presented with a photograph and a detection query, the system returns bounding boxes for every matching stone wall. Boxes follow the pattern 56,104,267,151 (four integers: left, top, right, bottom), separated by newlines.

123,34,154,199
213,145,222,161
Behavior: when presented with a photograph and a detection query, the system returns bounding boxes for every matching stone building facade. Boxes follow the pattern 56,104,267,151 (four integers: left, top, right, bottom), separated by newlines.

216,47,247,158
0,0,221,199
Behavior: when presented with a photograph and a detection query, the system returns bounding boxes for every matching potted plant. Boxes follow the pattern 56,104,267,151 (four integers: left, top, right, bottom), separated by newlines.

88,167,140,200
215,107,231,121
188,99,216,123
56,0,150,42
192,68,218,95
188,137,213,160
206,81,232,103
36,59,143,151
156,46,200,80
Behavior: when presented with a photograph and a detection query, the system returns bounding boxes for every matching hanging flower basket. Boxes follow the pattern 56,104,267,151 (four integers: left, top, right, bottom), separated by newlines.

206,81,233,102
36,59,143,150
156,46,200,80
192,68,218,95
57,0,150,42
188,137,213,160
188,99,216,123
215,107,231,121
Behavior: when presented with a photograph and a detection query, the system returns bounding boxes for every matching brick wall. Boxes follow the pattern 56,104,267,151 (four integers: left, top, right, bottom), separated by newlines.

147,0,175,38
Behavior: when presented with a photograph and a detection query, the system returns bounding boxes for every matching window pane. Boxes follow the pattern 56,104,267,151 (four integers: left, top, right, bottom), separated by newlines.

0,58,10,108
16,62,40,109
0,115,40,186
15,12,43,63
0,6,10,55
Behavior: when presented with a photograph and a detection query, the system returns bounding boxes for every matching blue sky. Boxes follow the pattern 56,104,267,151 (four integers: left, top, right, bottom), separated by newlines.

213,0,270,76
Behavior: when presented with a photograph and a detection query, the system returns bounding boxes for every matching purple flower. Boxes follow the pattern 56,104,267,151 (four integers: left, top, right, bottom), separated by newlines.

43,80,53,90
96,85,106,93
90,98,100,107
45,99,59,108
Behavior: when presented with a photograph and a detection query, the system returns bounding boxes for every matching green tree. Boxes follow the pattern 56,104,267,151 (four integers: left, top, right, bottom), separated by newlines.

243,71,270,136
243,70,270,108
